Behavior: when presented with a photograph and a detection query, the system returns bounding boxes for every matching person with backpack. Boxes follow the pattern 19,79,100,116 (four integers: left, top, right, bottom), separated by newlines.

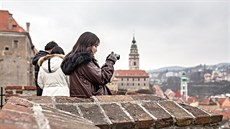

32,41,58,96
37,46,69,96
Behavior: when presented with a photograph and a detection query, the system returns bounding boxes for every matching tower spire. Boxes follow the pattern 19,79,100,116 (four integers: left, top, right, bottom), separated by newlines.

132,34,136,44
129,34,139,70
132,31,136,44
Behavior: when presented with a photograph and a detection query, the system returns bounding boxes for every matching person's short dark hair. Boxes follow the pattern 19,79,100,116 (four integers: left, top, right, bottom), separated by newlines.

51,46,65,55
44,41,58,50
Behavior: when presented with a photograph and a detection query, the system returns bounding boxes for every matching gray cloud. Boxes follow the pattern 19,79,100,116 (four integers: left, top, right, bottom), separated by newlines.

3,0,229,69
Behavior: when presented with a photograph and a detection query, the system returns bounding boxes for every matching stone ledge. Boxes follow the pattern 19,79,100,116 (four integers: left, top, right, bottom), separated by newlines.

0,95,223,129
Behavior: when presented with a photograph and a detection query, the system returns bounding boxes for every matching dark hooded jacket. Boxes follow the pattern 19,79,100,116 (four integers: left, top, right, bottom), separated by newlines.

32,50,49,79
61,52,113,98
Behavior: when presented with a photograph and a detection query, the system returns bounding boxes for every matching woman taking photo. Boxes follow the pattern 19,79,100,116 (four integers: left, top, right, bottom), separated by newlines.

61,32,119,98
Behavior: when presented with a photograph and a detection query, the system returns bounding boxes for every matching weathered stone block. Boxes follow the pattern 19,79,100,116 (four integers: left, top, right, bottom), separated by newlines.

79,103,110,129
24,86,36,90
0,110,37,124
5,86,23,90
7,96,34,107
180,103,210,125
131,94,166,101
2,102,34,114
41,105,99,129
121,102,155,129
159,101,194,126
47,117,99,129
101,103,134,129
142,101,173,128
55,104,80,116
209,114,223,124
0,122,37,129
18,96,53,104
16,90,23,94
95,95,133,102
55,96,94,103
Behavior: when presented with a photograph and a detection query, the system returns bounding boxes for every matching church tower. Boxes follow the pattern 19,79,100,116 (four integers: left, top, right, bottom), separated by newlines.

129,35,139,70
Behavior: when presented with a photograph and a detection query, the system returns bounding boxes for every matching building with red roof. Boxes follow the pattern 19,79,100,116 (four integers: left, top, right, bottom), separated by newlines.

0,10,26,32
113,36,150,91
0,10,35,89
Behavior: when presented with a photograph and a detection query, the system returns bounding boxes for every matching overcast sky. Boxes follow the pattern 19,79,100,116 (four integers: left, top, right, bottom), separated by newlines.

1,0,229,70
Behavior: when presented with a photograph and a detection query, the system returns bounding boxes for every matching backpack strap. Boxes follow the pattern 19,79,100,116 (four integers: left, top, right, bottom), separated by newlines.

48,59,52,73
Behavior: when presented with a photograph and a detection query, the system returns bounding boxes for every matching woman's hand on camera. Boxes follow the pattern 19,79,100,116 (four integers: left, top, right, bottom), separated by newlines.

106,52,118,64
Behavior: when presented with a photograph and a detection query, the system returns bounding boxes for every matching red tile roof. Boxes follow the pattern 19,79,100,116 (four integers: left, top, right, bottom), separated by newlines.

165,89,175,98
174,90,182,98
199,98,217,105
0,10,26,32
216,97,227,106
115,70,149,77
211,107,230,120
187,96,198,104
153,85,165,98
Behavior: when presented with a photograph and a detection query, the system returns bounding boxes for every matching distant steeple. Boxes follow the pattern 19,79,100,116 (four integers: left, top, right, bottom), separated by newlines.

132,33,136,43
129,34,139,70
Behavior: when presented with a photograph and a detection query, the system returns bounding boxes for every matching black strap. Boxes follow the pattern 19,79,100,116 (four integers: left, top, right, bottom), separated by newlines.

48,59,52,73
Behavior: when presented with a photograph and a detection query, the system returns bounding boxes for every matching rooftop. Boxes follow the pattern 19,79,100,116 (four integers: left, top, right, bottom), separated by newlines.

0,10,26,32
115,70,149,77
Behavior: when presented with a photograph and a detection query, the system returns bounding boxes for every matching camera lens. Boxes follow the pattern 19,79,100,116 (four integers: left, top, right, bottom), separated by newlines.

116,54,120,60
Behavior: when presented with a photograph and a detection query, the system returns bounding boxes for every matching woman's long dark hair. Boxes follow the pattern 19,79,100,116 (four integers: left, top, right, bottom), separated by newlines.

71,32,100,54
61,32,100,75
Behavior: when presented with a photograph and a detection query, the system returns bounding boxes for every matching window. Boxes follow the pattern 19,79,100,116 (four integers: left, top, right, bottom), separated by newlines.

13,40,18,49
133,62,136,66
4,46,9,51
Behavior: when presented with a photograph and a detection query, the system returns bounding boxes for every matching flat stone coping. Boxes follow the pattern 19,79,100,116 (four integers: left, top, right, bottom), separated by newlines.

0,95,223,129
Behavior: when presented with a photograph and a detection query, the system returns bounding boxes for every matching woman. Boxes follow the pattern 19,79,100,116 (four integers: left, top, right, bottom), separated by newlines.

37,46,70,96
61,32,118,98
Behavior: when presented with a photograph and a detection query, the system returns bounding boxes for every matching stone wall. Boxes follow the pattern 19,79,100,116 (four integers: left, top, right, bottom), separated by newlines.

1,85,36,105
0,95,223,129
0,32,35,88
5,86,36,98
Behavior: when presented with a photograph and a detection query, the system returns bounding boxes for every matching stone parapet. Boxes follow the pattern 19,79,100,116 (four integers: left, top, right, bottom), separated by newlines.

0,95,223,129
5,85,36,99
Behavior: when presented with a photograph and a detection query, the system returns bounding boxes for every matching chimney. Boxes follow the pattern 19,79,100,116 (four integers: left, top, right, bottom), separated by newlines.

26,22,30,32
8,13,13,30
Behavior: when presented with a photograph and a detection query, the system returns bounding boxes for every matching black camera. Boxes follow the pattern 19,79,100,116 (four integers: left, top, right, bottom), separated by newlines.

114,53,120,60
111,51,120,60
